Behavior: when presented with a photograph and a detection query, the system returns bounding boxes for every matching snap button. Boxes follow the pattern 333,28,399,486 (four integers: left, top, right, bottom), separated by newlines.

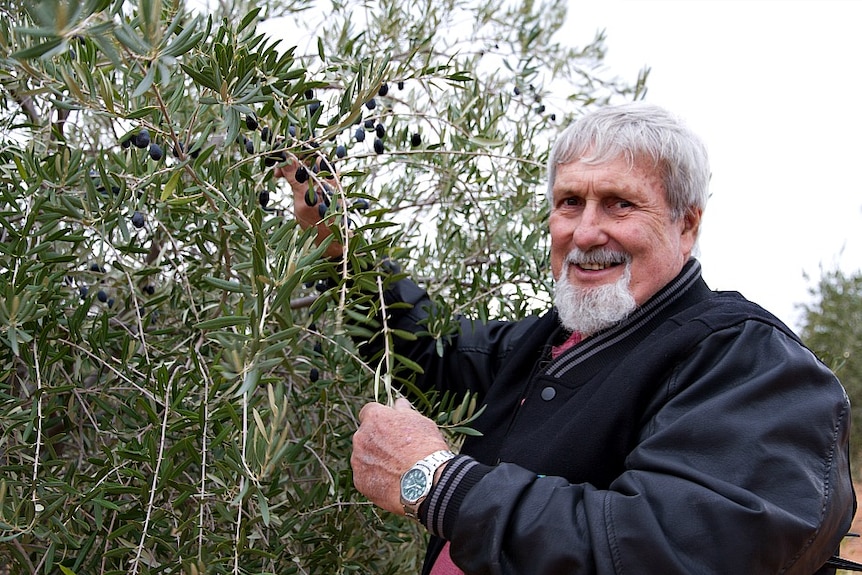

540,386,556,401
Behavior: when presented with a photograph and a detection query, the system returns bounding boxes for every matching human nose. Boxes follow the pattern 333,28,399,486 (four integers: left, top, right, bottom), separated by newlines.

572,200,609,249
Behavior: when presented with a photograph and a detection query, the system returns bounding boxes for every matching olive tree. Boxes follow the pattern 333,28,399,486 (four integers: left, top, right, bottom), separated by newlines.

799,267,862,471
0,0,644,572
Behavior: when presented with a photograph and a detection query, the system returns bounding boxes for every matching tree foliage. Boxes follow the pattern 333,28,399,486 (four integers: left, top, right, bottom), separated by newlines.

0,0,644,571
799,267,862,470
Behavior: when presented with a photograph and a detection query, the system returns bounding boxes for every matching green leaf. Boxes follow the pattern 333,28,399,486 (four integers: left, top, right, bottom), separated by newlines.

160,170,181,201
125,106,159,119
131,64,156,98
194,316,251,330
10,38,64,60
202,276,249,293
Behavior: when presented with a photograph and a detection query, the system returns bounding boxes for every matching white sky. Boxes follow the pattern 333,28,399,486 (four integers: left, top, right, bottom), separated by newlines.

562,0,862,330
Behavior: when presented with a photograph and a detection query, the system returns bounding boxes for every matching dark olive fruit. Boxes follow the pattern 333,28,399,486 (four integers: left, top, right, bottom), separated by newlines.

365,98,377,110
513,86,521,95
354,127,366,142
295,166,309,183
134,129,150,149
373,138,384,154
378,83,389,97
313,341,323,354
398,80,405,90
107,298,115,308
550,113,556,121
318,159,332,176
264,150,286,167
381,257,402,274
261,126,271,142
375,123,386,139
318,203,327,218
304,88,314,99
79,286,89,299
121,136,131,149
536,104,546,114
245,138,254,154
258,190,270,208
190,146,200,159
309,368,319,382
309,101,321,115
245,114,258,131
90,263,104,273
335,144,347,158
111,185,120,194
363,118,375,130
148,143,163,161
288,125,297,137
97,289,108,303
304,187,318,207
309,322,317,332
172,142,185,158
352,198,370,211
143,284,155,295
411,132,422,147
131,211,145,228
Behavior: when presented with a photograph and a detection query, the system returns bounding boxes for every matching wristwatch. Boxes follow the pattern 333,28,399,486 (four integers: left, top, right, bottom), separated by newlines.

399,449,456,519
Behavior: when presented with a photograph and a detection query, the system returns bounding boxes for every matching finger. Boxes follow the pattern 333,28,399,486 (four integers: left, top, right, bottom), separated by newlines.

358,401,383,423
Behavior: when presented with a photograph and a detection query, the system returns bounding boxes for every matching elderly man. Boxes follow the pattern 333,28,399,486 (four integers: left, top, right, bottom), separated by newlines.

280,102,856,574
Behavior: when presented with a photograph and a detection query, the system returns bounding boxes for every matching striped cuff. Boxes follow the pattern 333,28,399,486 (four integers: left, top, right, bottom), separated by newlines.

417,454,492,539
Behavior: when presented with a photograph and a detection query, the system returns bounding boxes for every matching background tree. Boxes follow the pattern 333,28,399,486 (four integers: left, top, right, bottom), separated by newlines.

0,0,645,572
799,267,862,471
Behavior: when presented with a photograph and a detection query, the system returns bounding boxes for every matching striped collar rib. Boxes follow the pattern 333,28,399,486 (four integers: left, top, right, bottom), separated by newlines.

547,259,703,379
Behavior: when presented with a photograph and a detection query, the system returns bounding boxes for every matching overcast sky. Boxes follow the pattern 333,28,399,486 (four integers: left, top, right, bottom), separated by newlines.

562,0,862,330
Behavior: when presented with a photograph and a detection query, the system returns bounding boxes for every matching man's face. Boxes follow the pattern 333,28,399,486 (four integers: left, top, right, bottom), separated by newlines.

549,156,701,308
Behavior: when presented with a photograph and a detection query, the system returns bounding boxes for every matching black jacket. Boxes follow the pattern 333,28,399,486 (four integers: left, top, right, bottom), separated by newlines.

372,260,855,574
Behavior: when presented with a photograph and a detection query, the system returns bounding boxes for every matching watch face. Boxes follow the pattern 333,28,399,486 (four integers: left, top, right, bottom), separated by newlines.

400,468,429,502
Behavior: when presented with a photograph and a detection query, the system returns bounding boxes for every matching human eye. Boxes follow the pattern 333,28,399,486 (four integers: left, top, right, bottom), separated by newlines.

608,197,634,212
558,195,584,209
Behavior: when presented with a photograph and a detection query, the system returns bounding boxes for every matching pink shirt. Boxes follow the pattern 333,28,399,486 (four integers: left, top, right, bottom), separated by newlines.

430,542,462,575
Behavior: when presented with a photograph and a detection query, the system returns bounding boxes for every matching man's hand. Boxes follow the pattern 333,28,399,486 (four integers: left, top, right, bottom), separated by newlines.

273,158,343,258
351,398,451,515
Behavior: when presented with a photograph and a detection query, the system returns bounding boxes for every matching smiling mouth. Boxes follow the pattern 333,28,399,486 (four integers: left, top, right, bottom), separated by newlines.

576,261,623,271
566,249,631,272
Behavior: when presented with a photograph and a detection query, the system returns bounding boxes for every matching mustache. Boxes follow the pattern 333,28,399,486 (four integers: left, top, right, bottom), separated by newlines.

564,248,632,266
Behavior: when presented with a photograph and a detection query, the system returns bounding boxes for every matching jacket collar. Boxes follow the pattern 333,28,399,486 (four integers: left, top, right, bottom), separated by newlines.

546,258,707,379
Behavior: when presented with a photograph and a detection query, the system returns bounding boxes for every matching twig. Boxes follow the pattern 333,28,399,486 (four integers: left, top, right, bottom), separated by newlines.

31,340,43,510
375,275,394,406
195,336,212,562
129,367,174,575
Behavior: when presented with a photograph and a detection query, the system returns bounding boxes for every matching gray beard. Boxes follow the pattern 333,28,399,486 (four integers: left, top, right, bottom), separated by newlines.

554,257,636,336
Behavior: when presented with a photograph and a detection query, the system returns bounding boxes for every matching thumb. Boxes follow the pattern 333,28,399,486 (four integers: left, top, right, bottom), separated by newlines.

393,397,415,411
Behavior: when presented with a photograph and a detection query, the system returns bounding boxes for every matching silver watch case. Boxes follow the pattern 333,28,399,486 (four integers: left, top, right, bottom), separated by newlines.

399,450,455,518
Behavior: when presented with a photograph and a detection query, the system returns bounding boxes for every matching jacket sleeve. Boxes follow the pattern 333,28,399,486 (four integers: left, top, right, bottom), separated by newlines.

423,321,855,575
